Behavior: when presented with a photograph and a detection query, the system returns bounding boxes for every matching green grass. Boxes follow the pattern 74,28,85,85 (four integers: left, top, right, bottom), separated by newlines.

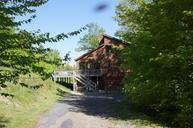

0,74,70,128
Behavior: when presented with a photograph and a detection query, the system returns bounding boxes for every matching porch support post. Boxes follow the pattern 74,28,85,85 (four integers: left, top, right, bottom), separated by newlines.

53,76,56,82
73,76,76,91
97,76,99,90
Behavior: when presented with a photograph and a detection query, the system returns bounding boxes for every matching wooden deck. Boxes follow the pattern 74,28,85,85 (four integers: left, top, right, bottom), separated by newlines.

52,69,103,91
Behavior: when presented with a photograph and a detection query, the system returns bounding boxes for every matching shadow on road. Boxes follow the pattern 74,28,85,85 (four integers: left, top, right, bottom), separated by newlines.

57,92,169,127
58,93,123,119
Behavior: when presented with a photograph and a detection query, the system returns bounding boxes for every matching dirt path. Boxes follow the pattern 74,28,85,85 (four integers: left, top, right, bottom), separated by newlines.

35,93,131,128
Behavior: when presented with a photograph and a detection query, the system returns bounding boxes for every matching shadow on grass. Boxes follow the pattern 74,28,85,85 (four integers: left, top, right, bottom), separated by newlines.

57,93,169,127
56,82,73,91
56,88,68,97
114,100,171,127
0,93,14,98
0,116,9,128
20,82,44,90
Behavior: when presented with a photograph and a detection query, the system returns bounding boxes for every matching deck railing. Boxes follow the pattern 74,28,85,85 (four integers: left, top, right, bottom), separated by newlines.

53,69,103,77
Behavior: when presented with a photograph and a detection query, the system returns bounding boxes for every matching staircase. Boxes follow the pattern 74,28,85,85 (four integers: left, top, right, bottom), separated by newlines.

52,70,98,91
74,72,97,91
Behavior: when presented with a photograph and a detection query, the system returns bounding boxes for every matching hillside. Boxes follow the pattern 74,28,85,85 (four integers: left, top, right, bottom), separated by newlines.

0,74,70,128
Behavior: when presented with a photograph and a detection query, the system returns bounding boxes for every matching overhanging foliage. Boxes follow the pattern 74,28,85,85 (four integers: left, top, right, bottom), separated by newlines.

115,0,193,127
0,0,86,85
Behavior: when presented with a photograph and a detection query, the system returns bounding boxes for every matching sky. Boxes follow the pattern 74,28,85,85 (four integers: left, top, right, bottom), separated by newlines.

20,0,120,65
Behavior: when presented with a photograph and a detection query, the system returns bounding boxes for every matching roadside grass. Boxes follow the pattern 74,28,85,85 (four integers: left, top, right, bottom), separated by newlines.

112,100,169,128
0,74,70,128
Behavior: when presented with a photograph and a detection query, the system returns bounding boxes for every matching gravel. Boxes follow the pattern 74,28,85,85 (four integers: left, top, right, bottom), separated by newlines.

35,92,130,128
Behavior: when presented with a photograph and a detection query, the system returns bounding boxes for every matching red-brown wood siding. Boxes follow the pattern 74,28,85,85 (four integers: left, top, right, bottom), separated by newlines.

75,35,125,90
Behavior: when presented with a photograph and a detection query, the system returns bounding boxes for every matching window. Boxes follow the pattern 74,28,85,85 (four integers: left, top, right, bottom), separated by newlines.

79,62,84,69
95,62,100,69
108,61,111,68
85,62,88,69
87,63,91,69
106,45,112,55
90,61,97,69
79,62,87,69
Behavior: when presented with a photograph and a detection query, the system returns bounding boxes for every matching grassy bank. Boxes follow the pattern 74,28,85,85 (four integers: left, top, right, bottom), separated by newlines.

113,100,169,128
0,74,70,128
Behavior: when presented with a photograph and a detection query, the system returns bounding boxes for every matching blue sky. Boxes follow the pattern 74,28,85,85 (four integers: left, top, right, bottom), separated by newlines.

20,0,120,65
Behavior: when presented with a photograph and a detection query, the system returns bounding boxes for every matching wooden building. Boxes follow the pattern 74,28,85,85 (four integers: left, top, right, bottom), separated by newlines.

75,34,126,91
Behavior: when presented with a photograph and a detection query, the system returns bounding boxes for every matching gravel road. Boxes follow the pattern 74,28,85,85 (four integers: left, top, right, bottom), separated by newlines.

35,92,129,128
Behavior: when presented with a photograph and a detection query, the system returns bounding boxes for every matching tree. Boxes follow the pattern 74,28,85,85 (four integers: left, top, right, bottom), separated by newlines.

32,47,63,78
63,52,71,62
76,23,105,52
44,49,62,67
0,0,86,85
115,0,193,127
